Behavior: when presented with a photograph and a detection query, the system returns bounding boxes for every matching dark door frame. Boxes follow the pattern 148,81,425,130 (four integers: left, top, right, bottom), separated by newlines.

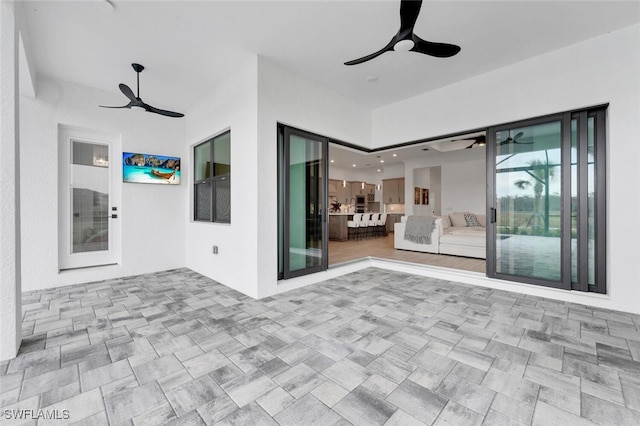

278,124,329,280
486,106,607,293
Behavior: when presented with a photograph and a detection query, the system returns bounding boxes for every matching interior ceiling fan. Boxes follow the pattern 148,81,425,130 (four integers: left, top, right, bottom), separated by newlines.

99,63,184,118
344,0,461,66
498,132,532,146
461,135,486,149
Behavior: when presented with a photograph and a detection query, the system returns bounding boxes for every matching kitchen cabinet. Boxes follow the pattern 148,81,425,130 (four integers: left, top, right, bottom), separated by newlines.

337,182,349,204
328,180,377,205
329,180,349,204
349,182,365,199
398,178,405,203
328,179,339,198
382,178,405,204
365,184,376,202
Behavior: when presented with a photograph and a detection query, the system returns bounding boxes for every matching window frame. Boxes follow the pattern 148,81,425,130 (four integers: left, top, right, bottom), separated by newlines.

193,130,231,223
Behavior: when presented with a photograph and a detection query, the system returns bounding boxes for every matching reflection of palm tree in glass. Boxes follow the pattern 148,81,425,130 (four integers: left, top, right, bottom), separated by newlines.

514,158,557,235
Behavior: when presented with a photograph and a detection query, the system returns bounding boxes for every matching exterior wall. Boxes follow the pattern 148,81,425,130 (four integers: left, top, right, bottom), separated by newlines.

256,57,372,298
19,76,186,291
372,25,640,314
183,57,260,298
0,0,22,361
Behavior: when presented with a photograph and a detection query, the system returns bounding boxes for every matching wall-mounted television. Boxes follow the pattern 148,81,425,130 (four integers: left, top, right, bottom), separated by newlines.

122,152,181,185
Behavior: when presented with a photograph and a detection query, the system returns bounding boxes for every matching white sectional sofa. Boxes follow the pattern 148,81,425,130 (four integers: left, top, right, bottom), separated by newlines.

394,212,486,259
394,217,442,254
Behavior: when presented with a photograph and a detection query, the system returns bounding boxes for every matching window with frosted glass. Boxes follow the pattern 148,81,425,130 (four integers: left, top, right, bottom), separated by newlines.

193,131,231,223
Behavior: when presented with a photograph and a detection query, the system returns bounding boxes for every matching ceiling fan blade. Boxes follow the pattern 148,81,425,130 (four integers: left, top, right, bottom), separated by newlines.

144,103,184,118
99,104,131,109
411,35,461,58
119,84,137,102
344,38,396,65
399,0,422,34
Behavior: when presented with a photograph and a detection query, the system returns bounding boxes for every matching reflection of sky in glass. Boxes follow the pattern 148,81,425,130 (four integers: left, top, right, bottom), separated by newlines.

495,122,562,197
496,149,562,197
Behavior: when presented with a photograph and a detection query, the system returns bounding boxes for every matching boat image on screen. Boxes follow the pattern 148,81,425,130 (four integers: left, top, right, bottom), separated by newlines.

123,152,181,185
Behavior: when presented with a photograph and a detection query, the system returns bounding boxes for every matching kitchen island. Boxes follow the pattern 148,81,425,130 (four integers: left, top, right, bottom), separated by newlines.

329,213,353,241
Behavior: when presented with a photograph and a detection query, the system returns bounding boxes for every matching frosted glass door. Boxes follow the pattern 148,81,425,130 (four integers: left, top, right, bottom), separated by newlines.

59,126,120,270
72,142,110,253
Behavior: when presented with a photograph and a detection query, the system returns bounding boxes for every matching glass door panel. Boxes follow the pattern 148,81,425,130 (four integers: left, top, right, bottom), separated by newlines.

279,126,328,279
59,125,120,271
493,121,564,284
71,141,110,254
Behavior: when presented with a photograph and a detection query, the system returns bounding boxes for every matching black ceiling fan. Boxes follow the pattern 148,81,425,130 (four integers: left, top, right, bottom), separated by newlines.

344,0,461,66
461,135,486,149
498,132,533,146
99,63,184,118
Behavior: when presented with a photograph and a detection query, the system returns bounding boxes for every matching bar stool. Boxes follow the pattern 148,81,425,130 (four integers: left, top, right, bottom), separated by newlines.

358,213,370,239
369,213,380,237
347,213,361,240
377,213,388,236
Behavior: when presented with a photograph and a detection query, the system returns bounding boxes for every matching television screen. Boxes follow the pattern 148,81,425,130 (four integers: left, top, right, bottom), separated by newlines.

122,152,181,185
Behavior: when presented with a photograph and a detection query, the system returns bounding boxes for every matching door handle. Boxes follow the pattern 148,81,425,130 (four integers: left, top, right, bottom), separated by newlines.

490,208,497,223
111,214,118,219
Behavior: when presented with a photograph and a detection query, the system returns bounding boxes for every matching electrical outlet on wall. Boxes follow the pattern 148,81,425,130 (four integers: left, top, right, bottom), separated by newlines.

212,246,218,254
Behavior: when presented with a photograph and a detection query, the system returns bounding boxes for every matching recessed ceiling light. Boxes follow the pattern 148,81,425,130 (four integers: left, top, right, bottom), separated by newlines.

352,164,356,167
377,169,381,172
392,153,397,157
330,159,334,163
380,160,384,163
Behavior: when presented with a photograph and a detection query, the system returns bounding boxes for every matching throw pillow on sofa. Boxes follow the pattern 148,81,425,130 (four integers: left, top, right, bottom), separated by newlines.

450,212,468,227
464,213,482,227
438,215,451,228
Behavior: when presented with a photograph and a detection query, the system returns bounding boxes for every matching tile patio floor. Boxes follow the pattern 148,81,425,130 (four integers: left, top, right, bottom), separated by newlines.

1,268,640,425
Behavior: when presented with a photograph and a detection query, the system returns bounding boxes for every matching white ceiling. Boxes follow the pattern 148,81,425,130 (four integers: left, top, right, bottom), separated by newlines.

21,1,640,170
329,130,485,170
23,0,640,115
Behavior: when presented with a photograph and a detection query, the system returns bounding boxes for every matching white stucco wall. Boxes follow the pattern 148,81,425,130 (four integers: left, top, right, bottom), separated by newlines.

183,57,260,298
372,24,640,314
1,0,22,361
19,76,186,291
256,57,372,298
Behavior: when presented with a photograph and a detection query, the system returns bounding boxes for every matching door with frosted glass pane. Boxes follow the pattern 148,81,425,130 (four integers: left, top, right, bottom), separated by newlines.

59,127,120,269
279,126,328,279
488,118,569,288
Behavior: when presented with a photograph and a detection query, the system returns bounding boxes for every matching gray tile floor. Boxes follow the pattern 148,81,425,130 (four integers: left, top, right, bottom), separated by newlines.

1,268,640,425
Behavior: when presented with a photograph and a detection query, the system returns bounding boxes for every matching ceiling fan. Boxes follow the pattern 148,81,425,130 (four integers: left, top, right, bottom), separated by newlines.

498,132,532,146
99,63,184,118
461,135,487,149
344,0,461,66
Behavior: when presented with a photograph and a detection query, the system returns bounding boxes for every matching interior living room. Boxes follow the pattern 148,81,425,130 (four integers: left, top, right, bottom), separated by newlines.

327,134,487,273
2,1,640,425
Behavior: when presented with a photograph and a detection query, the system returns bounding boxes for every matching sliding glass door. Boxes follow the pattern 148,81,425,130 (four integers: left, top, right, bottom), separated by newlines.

487,107,606,293
278,125,329,279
